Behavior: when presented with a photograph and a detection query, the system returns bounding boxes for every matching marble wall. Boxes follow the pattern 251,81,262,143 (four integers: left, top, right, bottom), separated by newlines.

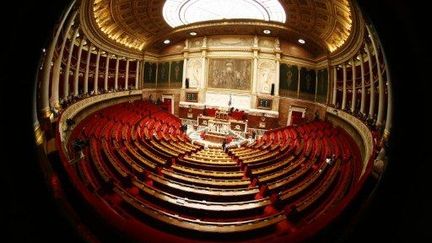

186,58,202,88
148,35,329,117
205,92,251,110
257,59,277,94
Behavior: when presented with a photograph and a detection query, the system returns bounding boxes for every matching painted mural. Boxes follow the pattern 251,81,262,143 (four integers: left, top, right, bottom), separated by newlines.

170,60,184,86
316,69,328,103
157,62,170,87
208,59,251,90
299,67,316,101
144,62,157,87
279,63,299,97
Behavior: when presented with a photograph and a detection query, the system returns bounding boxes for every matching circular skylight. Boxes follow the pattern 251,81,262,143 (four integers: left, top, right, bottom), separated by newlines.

163,0,286,28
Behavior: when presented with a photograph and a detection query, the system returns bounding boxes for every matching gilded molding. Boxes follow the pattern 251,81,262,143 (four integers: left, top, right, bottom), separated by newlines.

328,2,365,65
80,0,143,59
34,124,45,145
41,107,52,118
80,0,356,56
279,57,316,69
383,129,390,142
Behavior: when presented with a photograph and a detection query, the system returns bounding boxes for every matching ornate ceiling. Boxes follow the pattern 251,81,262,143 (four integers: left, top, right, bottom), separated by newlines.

88,0,354,56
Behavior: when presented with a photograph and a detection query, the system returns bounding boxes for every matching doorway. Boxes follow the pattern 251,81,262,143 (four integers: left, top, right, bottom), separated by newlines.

287,106,306,126
162,94,174,114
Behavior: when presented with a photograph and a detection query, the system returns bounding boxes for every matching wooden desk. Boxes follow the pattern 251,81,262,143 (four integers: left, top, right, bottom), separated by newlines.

205,132,226,143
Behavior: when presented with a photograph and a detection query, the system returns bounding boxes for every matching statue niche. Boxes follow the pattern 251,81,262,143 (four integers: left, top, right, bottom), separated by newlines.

187,58,202,88
258,60,276,94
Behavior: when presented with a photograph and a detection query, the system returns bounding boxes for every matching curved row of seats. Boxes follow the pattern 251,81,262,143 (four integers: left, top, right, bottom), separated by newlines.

63,100,362,242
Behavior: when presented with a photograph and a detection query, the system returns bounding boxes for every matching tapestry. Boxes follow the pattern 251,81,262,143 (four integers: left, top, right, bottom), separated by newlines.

316,69,328,103
170,60,184,85
157,62,170,85
279,63,299,97
144,62,157,83
299,67,316,101
208,59,251,90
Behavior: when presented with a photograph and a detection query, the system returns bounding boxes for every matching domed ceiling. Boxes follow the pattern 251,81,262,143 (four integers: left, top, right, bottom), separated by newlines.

86,0,354,56
162,0,287,28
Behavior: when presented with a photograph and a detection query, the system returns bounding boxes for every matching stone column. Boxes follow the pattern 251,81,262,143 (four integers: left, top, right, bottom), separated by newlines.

201,54,206,89
51,10,78,109
351,58,357,113
360,53,366,114
342,63,347,110
84,43,93,94
104,54,110,91
135,60,140,89
94,48,101,94
383,54,393,137
63,27,79,99
367,25,385,126
332,66,337,105
297,67,301,98
125,59,130,89
200,38,208,104
365,42,375,117
40,0,75,116
182,56,188,89
155,61,159,87
252,35,259,98
275,57,280,96
252,53,258,94
74,36,86,96
114,57,120,90
140,61,145,88
182,40,189,89
373,30,393,136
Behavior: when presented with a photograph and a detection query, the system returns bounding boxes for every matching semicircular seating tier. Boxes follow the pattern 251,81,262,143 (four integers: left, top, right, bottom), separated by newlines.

60,100,362,242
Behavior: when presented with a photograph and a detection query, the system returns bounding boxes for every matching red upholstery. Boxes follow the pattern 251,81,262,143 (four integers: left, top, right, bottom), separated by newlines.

58,102,365,243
